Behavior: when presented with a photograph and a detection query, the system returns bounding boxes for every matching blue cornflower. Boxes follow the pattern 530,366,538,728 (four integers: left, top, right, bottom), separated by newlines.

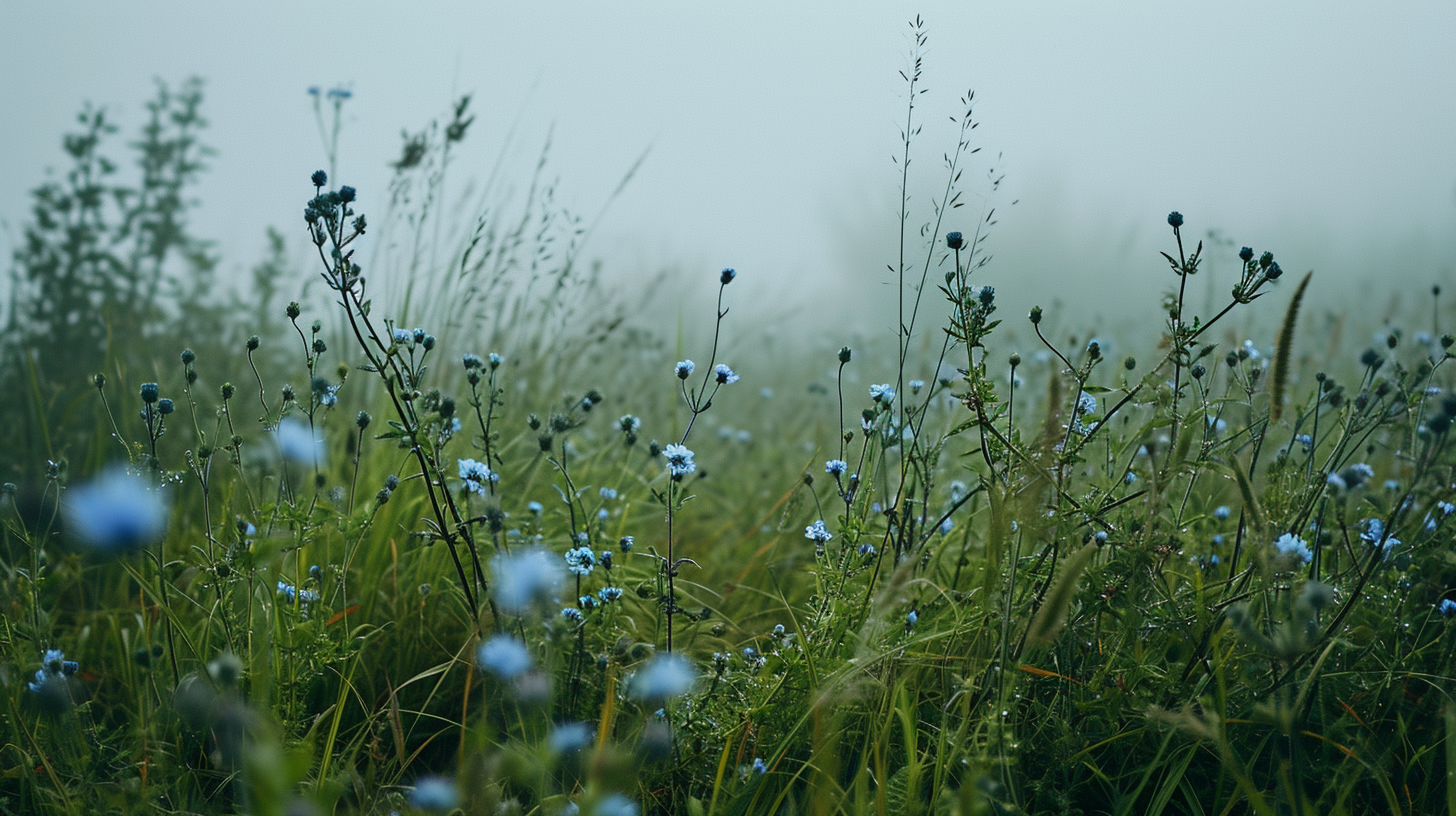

599,549,613,569
675,360,695,379
664,444,696,477
319,384,340,407
869,384,895,404
560,607,584,623
1239,246,1254,262
477,635,533,679
277,581,319,604
1359,518,1385,544
598,508,609,521
599,587,623,603
548,722,594,754
458,458,497,494
565,546,597,576
63,468,169,555
1274,533,1313,564
277,418,325,465
859,543,877,556
714,364,739,384
825,459,848,476
491,548,564,614
578,595,597,611
804,519,833,543
631,654,695,700
408,776,458,813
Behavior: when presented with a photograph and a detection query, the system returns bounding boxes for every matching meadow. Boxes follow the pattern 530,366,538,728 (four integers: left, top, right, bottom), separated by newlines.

3,30,1456,816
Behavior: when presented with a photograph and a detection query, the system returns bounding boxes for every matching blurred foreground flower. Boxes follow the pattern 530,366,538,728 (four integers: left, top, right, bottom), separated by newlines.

276,418,325,465
64,468,168,554
491,548,565,614
631,653,695,701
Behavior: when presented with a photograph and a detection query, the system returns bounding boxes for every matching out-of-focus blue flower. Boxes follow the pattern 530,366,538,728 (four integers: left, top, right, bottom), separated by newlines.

752,757,768,774
408,776,458,813
664,444,696,477
529,501,544,514
491,548,565,614
548,721,594,753
392,328,412,345
593,793,640,816
276,418,325,465
1075,391,1097,416
477,635,533,679
1214,505,1231,520
1440,598,1456,617
64,468,168,555
631,653,695,700
600,487,618,500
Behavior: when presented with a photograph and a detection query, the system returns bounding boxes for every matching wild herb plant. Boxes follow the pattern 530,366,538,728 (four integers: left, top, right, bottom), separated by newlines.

4,21,1456,816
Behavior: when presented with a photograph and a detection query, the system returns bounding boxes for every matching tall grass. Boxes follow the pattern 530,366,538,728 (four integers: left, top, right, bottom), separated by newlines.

3,22,1456,816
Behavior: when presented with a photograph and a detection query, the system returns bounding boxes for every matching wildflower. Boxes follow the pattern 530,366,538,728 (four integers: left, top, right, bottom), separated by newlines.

664,444,696,477
940,518,954,534
276,581,318,604
804,519,833,543
491,548,565,614
599,587,623,603
276,418,325,465
906,610,919,627
675,360,695,379
1167,211,1183,228
1239,246,1254,262
1124,472,1139,485
1341,463,1374,489
1359,518,1386,544
1440,501,1455,515
561,607,585,623
909,379,925,392
392,328,412,345
600,487,618,500
458,458,496,494
63,468,169,555
408,776,459,813
630,653,695,700
752,757,768,774
1440,598,1456,617
620,535,634,552
318,384,339,407
599,549,613,569
1296,434,1313,452
477,635,533,679
1214,505,1231,520
946,231,964,250
488,352,503,368
714,364,739,384
1273,533,1313,564
27,649,78,694
1093,530,1108,543
1075,391,1097,416
594,794,640,816
548,722,594,753
825,459,848,476
859,543,877,556
720,267,737,284
462,353,483,369
870,383,895,404
565,546,597,576
619,414,641,433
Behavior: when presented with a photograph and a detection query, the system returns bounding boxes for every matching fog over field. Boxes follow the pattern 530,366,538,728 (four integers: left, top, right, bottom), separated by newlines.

3,1,1453,339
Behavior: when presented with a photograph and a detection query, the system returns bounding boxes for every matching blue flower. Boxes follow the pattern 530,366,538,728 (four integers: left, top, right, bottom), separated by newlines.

869,384,895,404
619,414,641,433
27,649,78,694
599,549,613,569
600,487,618,500
1214,505,1231,520
619,535,635,552
488,352,503,368
565,546,597,576
752,757,768,774
804,519,833,543
458,458,496,494
714,364,739,384
631,654,695,700
675,360,695,379
63,468,169,555
478,635,533,679
664,444,696,477
561,607,585,623
276,418,325,465
939,518,954,534
596,793,640,816
720,267,737,285
1359,518,1385,544
1274,533,1312,564
392,328,412,345
907,610,919,627
548,722,594,753
1440,598,1456,617
909,380,925,392
462,353,483,369
859,543,877,556
529,501,544,514
599,587,623,603
1075,391,1098,416
825,459,848,475
408,776,458,813
491,549,565,614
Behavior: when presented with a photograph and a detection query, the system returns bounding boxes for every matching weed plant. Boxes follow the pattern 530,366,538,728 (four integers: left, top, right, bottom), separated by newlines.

4,20,1456,816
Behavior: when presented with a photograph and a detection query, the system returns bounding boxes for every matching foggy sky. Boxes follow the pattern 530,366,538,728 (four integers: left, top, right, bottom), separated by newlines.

3,1,1453,341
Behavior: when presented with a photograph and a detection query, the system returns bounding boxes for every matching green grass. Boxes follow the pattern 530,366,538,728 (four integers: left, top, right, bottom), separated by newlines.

3,26,1456,816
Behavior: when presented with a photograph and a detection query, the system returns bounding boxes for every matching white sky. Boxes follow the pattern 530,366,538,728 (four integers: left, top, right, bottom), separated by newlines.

2,1,1454,341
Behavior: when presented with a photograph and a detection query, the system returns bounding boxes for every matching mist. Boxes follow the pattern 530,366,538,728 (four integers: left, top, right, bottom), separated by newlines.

3,1,1453,346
